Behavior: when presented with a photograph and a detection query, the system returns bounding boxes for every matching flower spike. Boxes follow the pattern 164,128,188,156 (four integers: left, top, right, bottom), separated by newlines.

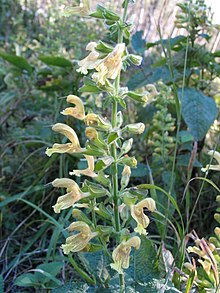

110,236,141,274
61,221,97,254
130,198,156,235
45,123,85,157
52,178,87,213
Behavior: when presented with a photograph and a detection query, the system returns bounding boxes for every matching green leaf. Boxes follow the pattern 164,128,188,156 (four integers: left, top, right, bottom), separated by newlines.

131,30,146,54
177,153,202,167
51,282,90,293
212,50,220,57
127,65,181,90
35,262,63,284
14,273,39,287
0,52,32,72
179,88,218,141
0,275,4,293
79,77,102,93
38,56,72,67
134,236,159,284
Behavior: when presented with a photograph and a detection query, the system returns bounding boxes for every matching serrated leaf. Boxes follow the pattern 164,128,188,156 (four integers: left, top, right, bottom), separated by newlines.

134,236,159,284
0,52,32,72
38,56,72,67
179,88,218,141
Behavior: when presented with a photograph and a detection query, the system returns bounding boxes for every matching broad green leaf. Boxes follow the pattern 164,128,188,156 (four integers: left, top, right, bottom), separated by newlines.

127,65,181,90
179,88,218,141
51,282,90,293
131,30,146,54
0,52,32,72
38,55,72,67
14,273,39,287
35,262,63,284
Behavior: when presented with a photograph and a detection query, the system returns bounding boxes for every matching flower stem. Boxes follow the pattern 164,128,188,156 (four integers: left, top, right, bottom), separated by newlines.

68,255,96,285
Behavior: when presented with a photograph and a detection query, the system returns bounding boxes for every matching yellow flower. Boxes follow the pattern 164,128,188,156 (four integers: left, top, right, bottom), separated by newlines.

110,236,141,274
63,0,90,17
130,198,156,235
85,127,98,140
52,178,87,213
45,123,84,157
201,150,220,172
77,42,100,75
61,95,85,120
84,113,111,131
61,221,97,254
92,43,125,85
69,155,97,178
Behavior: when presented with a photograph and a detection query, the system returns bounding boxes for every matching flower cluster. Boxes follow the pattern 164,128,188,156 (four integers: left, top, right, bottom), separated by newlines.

46,2,156,279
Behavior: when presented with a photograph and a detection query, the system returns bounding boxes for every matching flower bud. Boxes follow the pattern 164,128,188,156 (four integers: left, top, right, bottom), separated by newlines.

120,138,133,155
123,123,145,134
128,54,143,66
121,155,137,168
121,165,131,190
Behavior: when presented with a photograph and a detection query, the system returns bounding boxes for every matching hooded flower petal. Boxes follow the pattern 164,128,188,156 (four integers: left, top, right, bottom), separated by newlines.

77,42,100,75
52,178,87,213
61,221,97,254
84,113,112,131
92,43,125,85
201,150,220,172
63,0,90,17
45,123,84,157
130,198,156,235
69,155,97,178
110,236,141,274
61,95,85,120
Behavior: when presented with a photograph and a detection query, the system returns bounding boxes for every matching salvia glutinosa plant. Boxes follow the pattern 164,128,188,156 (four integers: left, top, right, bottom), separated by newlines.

45,0,158,291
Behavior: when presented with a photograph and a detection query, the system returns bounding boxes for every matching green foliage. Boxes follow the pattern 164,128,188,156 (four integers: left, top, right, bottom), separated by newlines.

180,88,218,141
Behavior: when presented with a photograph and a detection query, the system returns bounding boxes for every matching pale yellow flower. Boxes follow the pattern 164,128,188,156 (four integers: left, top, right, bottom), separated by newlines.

110,236,141,274
61,95,85,120
84,113,111,131
61,221,97,254
63,0,90,17
69,155,97,178
85,127,98,140
45,123,84,157
52,178,87,213
77,42,100,75
92,43,125,85
201,150,220,172
130,198,156,235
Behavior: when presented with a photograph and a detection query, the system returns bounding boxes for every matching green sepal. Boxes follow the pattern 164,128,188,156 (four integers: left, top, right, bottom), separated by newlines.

116,111,123,127
126,91,148,104
90,5,120,21
121,191,137,206
95,171,111,187
108,131,119,144
84,142,107,156
95,156,114,172
96,203,112,220
79,77,102,93
119,156,137,168
72,209,93,226
87,243,103,252
83,180,110,198
119,138,133,157
95,41,113,54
